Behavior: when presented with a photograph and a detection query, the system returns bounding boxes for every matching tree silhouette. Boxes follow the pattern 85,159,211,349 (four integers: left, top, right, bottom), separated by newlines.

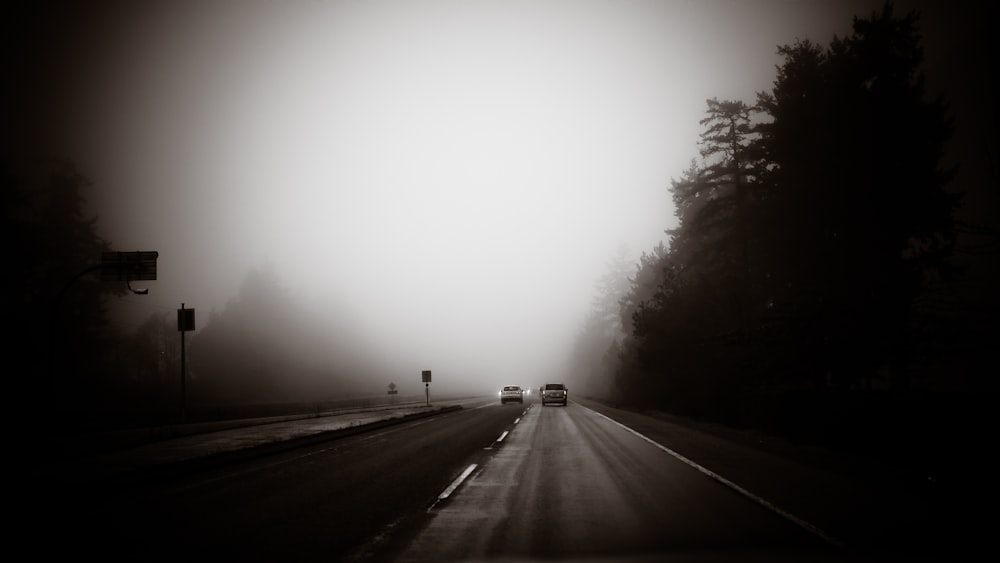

114,311,182,422
3,160,121,429
672,99,763,340
565,245,633,399
613,2,961,431
756,2,959,391
188,265,379,407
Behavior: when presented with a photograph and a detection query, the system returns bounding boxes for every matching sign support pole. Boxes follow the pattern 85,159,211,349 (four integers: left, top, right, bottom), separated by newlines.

421,370,432,407
180,303,187,423
177,303,195,423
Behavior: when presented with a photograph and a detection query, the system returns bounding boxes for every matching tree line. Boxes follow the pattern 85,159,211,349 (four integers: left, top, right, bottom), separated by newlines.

571,3,996,458
3,160,384,435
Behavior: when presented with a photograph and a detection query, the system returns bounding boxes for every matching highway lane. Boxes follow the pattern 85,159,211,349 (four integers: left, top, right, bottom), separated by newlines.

39,398,526,562
392,400,848,562
33,395,859,562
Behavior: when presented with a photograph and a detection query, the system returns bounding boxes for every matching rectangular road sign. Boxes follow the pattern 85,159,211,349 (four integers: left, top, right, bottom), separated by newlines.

177,307,195,332
101,251,158,282
422,370,432,383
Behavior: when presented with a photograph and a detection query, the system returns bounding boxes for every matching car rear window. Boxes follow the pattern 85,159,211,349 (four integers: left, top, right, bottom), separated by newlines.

544,384,565,390
503,386,520,391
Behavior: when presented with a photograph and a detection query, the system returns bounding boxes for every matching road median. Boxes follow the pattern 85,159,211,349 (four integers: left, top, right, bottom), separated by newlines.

34,403,465,489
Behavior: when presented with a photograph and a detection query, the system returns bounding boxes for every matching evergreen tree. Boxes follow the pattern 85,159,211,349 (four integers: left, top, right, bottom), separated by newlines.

3,160,121,427
615,2,959,420
565,246,633,399
671,99,764,340
756,2,959,390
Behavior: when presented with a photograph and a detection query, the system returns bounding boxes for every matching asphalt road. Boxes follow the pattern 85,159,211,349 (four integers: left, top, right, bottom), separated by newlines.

394,399,843,563
36,398,516,562
24,395,972,562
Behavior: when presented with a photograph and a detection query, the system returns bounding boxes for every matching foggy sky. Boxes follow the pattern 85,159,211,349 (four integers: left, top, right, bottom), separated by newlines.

5,0,986,394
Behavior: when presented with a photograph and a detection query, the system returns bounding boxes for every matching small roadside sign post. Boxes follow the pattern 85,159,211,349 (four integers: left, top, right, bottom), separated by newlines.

422,370,432,406
387,382,398,403
177,303,196,422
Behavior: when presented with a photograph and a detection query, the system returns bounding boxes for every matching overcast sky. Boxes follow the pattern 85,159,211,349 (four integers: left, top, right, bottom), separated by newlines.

5,0,990,392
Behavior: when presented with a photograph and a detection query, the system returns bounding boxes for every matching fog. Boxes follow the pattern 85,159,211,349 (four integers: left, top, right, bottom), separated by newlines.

6,0,981,400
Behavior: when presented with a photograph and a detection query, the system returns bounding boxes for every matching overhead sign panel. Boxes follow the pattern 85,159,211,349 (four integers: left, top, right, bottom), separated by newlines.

101,251,159,282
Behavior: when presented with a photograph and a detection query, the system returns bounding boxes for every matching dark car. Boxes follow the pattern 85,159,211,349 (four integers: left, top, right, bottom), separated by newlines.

541,383,568,406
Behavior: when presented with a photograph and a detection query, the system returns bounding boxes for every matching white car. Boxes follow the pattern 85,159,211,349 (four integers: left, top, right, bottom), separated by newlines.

499,385,524,404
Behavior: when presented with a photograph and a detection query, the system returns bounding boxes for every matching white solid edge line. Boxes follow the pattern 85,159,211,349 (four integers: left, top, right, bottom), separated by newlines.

583,405,847,551
438,463,477,501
